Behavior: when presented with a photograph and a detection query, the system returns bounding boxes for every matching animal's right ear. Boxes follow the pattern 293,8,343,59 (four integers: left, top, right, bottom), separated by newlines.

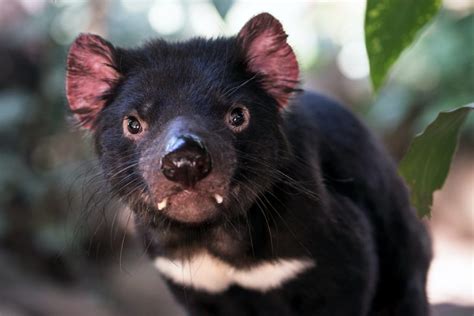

66,34,120,129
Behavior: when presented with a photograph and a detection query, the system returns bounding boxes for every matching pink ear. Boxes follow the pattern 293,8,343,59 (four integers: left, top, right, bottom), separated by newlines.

238,13,299,108
66,34,119,129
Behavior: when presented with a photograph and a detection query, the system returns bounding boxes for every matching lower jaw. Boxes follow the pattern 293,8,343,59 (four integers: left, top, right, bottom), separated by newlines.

149,187,227,220
158,195,222,225
163,208,219,225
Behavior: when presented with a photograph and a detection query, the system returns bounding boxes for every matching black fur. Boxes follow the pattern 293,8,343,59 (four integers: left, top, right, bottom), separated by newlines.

67,19,431,316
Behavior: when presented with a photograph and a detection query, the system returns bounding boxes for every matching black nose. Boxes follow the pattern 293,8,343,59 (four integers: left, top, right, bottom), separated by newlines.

161,135,212,187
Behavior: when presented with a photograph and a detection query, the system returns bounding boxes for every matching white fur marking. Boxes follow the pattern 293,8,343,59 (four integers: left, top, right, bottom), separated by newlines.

154,252,314,293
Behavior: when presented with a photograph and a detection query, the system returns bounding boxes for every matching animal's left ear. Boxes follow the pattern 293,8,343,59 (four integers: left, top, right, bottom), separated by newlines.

238,13,299,108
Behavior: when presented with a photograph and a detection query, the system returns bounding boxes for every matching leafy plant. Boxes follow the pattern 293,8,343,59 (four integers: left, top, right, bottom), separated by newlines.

364,0,473,217
399,106,473,217
365,0,442,91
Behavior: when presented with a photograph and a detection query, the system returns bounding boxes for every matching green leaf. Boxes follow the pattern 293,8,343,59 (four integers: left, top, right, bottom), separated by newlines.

399,105,473,218
365,0,441,91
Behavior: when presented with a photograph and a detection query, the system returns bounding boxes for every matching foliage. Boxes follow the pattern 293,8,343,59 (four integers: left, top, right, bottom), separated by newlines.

399,106,473,217
365,0,472,217
365,0,442,91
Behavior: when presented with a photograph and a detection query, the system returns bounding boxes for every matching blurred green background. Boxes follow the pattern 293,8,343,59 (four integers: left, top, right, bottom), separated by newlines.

0,0,472,315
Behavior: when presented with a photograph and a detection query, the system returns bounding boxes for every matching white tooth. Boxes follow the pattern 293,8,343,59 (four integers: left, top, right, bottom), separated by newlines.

214,194,223,204
158,198,168,210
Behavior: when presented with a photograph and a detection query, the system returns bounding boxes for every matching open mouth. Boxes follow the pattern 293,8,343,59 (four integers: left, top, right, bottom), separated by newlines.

153,190,225,224
157,192,223,210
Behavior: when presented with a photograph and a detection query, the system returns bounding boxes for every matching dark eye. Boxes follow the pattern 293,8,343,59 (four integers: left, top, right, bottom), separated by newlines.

127,116,142,134
227,106,249,132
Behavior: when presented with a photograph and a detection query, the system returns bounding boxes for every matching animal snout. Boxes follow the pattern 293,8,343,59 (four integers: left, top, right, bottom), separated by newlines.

161,135,212,187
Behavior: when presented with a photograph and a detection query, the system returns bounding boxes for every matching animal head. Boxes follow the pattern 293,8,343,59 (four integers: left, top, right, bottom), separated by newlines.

66,13,299,227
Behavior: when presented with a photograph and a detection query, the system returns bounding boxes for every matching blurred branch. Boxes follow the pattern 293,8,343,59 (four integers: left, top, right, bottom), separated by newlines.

87,0,109,36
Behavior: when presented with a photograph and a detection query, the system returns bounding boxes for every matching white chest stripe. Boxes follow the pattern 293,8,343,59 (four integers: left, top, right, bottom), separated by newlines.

154,252,314,293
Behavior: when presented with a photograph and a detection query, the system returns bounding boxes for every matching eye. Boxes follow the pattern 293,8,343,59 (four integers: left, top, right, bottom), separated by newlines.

123,115,146,139
227,106,249,132
127,116,142,134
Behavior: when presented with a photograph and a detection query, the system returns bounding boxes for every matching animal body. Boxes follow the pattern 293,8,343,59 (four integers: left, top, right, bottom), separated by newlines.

66,13,431,316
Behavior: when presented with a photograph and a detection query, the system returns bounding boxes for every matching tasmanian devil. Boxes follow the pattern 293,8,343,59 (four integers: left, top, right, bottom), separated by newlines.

65,13,432,316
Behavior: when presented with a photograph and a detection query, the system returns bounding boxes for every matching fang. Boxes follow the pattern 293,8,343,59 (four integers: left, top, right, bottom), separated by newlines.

214,194,223,204
158,198,168,210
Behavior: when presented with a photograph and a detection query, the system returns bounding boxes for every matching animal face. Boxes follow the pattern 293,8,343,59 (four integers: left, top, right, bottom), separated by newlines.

66,13,299,227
